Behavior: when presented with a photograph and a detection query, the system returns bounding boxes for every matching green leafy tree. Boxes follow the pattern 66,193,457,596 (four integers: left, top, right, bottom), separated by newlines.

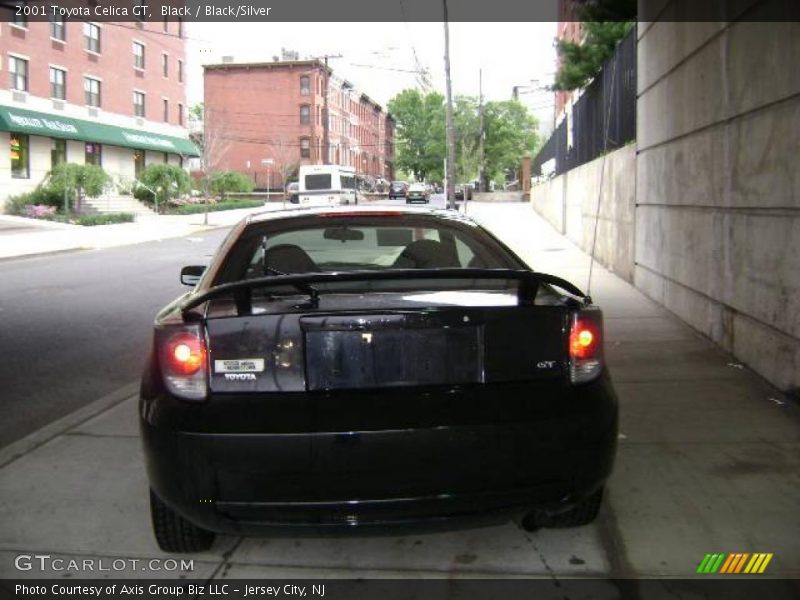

46,163,111,212
453,95,481,183
210,170,255,200
482,100,539,185
553,21,634,91
387,89,445,182
136,164,191,209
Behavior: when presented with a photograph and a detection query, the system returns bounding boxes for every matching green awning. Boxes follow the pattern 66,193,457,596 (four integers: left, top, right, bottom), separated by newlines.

0,105,199,157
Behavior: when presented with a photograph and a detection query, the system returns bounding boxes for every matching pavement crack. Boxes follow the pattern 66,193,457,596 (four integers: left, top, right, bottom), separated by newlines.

204,536,244,585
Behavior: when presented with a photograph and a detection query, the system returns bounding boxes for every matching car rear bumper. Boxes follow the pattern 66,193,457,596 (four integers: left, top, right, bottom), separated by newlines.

141,379,617,533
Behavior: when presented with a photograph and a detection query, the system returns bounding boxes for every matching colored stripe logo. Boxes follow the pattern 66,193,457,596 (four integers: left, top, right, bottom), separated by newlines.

696,553,773,574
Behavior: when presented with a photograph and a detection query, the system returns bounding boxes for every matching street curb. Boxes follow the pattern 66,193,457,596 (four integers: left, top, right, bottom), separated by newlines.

0,382,139,469
0,246,87,263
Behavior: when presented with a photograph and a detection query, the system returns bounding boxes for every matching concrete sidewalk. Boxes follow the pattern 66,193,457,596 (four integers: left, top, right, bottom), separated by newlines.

0,203,797,582
0,205,281,260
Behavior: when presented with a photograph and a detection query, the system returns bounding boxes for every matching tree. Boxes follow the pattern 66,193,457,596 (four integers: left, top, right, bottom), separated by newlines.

482,100,539,185
553,21,634,91
137,164,191,210
267,133,300,199
189,102,232,222
210,171,254,200
46,163,111,213
453,95,481,183
387,89,445,182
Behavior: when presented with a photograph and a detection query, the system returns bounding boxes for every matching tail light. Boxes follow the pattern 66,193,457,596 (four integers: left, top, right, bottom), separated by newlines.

157,325,208,401
569,310,604,384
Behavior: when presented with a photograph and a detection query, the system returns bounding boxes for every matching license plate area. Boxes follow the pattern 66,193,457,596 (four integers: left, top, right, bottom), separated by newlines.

303,314,483,391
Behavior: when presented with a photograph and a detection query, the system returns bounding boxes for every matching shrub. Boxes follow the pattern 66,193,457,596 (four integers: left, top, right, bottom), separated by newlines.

209,171,255,200
171,200,263,215
5,192,38,216
24,204,58,219
74,213,135,226
136,164,191,209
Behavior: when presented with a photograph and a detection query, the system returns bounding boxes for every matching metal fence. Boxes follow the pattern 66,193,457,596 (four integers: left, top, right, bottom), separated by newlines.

533,26,636,177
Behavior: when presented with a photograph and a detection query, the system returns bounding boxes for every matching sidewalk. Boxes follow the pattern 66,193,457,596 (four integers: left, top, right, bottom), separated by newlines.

0,205,281,260
0,203,797,581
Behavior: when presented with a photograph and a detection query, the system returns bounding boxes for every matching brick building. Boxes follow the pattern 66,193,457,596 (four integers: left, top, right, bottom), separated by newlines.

203,60,395,189
0,11,196,209
554,1,584,122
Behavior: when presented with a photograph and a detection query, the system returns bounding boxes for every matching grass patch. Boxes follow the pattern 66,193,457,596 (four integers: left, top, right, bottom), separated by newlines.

171,200,263,215
74,213,135,226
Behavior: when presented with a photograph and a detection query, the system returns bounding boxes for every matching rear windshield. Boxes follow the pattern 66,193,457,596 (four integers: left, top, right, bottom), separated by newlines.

215,216,524,285
304,174,332,190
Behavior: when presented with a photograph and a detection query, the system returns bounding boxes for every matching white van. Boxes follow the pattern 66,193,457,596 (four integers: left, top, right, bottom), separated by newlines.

298,165,358,206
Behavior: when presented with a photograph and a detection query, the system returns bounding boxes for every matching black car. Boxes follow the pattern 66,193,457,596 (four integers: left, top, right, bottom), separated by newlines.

388,181,408,199
140,206,617,552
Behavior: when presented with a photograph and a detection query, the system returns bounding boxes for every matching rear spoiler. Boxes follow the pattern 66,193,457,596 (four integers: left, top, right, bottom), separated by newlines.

180,268,591,317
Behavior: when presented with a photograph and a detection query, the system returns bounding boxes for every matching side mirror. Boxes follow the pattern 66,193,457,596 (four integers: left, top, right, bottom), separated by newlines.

180,265,206,287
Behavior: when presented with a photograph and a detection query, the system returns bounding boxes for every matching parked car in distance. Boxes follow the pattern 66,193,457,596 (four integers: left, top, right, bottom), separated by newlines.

389,181,409,200
455,184,473,201
405,182,430,204
140,205,618,552
286,182,299,204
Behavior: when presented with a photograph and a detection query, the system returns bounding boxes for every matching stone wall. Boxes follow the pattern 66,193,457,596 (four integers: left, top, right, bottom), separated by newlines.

531,143,637,282
636,17,800,392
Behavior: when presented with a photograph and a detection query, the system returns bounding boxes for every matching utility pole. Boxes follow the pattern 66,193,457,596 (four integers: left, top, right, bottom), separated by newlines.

478,69,485,193
443,0,457,210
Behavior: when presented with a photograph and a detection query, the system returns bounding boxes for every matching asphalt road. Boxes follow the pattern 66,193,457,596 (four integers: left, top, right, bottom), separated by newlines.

0,228,231,447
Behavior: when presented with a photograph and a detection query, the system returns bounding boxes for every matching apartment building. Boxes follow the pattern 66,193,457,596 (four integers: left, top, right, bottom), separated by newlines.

0,11,197,208
203,59,394,189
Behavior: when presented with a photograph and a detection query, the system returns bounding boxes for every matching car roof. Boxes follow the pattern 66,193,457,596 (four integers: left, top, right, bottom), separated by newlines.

245,204,474,225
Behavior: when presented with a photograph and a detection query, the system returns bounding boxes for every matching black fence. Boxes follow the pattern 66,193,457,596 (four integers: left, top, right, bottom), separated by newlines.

533,26,636,177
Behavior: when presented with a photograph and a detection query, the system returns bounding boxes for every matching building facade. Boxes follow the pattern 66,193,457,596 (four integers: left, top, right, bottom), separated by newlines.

0,11,197,210
203,60,394,189
554,1,584,122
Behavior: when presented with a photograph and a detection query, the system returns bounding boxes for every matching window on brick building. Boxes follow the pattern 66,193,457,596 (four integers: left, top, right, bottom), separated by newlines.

300,105,310,125
84,77,101,107
178,60,184,83
133,91,145,117
300,75,310,95
9,56,28,92
11,10,27,28
163,98,169,122
84,23,101,53
49,67,66,100
50,15,65,41
162,53,169,77
300,138,310,158
133,42,145,69
178,103,184,126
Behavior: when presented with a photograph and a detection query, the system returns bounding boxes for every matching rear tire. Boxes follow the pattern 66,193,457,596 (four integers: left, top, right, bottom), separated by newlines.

150,489,215,553
544,487,604,528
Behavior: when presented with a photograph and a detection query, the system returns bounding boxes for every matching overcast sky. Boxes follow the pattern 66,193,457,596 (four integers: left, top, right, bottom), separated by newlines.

186,22,558,134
